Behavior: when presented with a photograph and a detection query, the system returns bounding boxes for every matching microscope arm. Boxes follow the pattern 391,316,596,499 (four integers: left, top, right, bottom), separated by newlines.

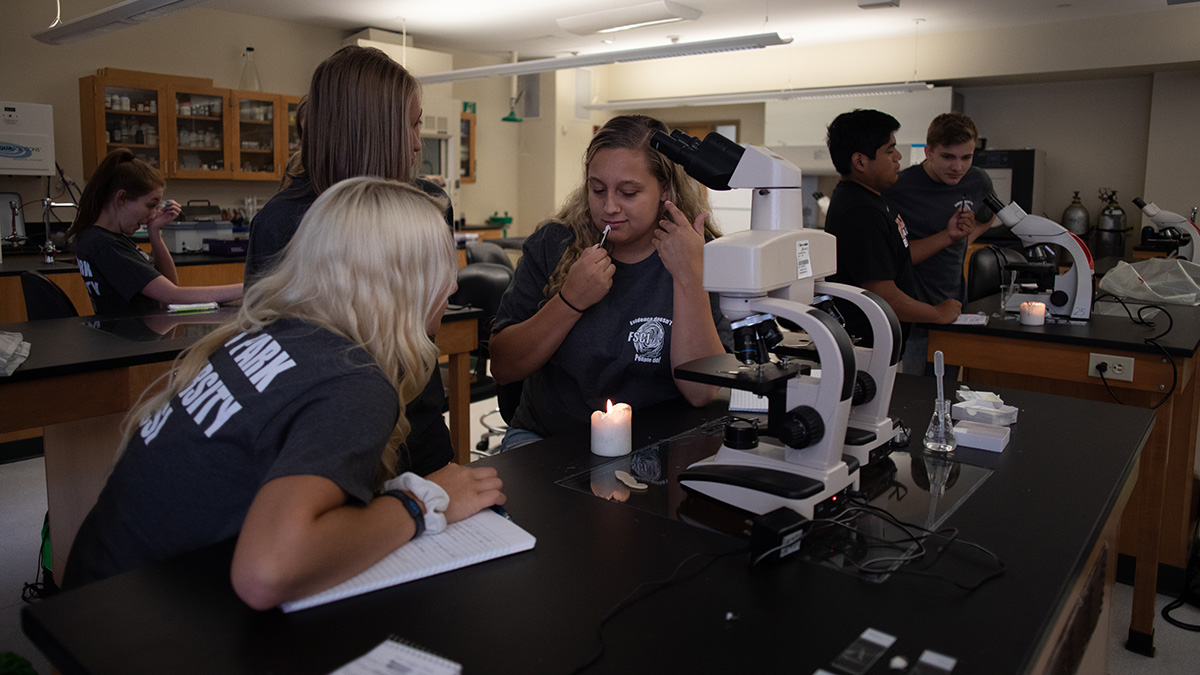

724,295,855,472
988,199,1095,319
1134,198,1197,261
812,282,902,368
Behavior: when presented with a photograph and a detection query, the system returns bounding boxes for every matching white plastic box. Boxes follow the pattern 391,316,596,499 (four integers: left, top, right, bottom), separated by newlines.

953,421,1010,452
161,221,234,254
952,400,1019,426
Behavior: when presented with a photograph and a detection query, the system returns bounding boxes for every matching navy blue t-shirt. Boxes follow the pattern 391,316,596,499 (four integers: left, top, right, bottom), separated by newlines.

493,223,731,438
886,164,995,303
74,226,161,314
64,319,399,588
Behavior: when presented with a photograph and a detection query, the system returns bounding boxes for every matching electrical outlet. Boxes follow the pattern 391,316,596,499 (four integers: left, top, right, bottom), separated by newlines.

1089,353,1135,382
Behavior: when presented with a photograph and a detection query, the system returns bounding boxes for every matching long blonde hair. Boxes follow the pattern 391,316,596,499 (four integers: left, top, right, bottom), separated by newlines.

123,178,456,484
539,115,719,302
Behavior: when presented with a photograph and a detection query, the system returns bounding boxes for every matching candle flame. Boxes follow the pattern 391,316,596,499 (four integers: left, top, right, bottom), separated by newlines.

606,399,614,413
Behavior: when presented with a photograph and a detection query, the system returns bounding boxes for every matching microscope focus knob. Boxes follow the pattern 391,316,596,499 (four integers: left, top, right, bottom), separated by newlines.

852,372,877,406
723,419,759,450
777,405,824,449
1050,290,1070,308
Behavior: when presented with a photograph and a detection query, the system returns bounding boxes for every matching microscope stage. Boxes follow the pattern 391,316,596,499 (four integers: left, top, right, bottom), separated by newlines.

674,354,808,396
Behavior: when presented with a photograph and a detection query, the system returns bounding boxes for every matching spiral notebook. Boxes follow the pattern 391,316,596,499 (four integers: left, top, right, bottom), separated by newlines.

283,508,536,613
331,636,461,675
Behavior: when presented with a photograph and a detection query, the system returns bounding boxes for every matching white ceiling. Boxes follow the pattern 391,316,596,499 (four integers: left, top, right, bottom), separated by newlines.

203,0,1178,60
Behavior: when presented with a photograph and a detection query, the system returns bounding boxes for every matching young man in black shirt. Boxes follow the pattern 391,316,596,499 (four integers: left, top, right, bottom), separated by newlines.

823,109,962,363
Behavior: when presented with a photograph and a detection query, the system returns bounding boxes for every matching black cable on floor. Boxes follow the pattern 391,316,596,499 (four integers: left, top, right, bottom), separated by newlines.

1161,515,1200,631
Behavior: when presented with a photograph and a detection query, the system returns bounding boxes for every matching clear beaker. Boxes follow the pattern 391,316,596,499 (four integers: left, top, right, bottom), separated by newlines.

923,399,957,453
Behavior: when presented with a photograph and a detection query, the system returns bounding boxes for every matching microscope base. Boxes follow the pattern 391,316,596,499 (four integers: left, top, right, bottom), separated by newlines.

845,416,894,467
679,444,859,520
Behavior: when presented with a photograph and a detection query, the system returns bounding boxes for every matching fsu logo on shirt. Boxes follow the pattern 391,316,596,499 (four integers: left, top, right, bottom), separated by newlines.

895,213,909,248
628,316,670,363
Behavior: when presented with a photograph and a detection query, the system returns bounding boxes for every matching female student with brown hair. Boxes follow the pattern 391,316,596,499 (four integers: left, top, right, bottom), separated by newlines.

68,148,242,314
245,44,456,472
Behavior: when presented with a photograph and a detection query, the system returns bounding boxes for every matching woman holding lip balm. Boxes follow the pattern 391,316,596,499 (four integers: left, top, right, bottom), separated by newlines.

490,115,732,451
67,148,243,314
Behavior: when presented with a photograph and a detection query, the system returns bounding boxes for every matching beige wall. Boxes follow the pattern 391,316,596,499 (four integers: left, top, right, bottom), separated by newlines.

1143,71,1200,229
516,72,560,236
959,77,1153,229
450,53,521,227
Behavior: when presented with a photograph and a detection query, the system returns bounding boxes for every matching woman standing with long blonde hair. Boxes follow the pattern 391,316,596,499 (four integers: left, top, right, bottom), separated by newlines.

65,178,505,610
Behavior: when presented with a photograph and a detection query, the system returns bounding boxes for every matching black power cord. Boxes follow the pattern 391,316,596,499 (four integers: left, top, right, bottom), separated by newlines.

816,498,1007,592
1161,514,1200,631
569,546,747,674
1091,293,1178,410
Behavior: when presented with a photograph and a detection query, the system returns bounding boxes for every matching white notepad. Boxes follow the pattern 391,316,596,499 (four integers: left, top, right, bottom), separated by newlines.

331,636,461,675
283,509,536,612
952,313,989,326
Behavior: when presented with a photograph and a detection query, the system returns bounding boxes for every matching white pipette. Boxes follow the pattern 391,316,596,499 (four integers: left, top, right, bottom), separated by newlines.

934,350,946,435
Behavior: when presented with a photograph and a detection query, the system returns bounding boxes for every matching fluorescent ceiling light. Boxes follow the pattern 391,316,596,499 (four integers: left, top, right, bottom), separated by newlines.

586,82,934,110
418,32,791,85
33,0,211,45
558,1,702,35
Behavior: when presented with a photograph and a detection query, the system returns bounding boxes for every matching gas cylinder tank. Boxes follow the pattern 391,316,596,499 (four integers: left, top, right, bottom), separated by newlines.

1061,191,1090,237
1094,188,1128,258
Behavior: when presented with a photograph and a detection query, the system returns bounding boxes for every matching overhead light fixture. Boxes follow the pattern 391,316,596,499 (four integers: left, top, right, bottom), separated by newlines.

33,0,210,45
858,0,901,8
586,82,934,111
558,1,702,35
418,33,791,85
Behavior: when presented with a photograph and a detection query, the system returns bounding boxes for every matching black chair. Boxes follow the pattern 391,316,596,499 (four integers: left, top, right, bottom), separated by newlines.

20,271,79,320
465,241,513,269
966,245,1026,303
439,262,514,456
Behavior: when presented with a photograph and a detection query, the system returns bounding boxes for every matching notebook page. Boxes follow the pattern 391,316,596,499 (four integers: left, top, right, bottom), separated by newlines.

283,509,535,612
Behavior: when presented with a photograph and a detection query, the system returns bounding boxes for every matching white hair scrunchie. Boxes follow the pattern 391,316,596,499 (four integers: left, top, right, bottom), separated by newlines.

381,472,449,535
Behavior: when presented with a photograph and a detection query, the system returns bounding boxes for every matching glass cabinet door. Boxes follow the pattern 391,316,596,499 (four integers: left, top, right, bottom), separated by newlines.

232,94,281,181
286,96,302,156
169,87,232,178
102,85,163,169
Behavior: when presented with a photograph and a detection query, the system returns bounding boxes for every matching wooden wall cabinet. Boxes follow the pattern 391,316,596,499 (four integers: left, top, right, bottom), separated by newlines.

80,68,207,177
80,69,295,182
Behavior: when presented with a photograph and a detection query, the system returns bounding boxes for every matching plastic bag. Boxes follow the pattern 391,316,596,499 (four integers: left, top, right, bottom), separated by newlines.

1098,258,1200,306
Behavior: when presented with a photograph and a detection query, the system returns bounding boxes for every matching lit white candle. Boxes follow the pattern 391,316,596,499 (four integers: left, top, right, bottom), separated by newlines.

591,400,632,457
1019,301,1046,326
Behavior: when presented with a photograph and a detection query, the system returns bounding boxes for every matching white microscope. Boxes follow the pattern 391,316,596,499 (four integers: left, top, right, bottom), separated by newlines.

1133,197,1197,261
983,195,1095,320
652,130,901,519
